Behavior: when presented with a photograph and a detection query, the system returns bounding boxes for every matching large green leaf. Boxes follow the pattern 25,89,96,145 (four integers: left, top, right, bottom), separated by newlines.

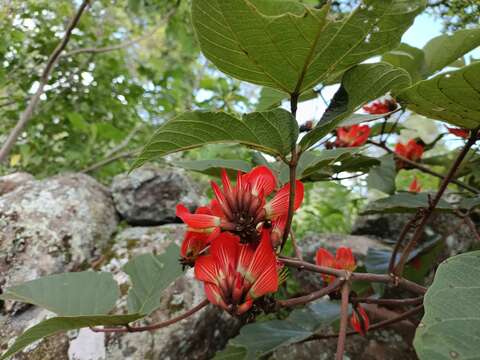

414,251,480,359
172,159,252,178
362,192,453,215
192,0,424,94
397,62,480,129
133,109,299,169
220,301,341,359
382,43,426,82
300,62,411,150
124,244,183,316
367,154,397,194
0,272,119,316
0,314,142,360
422,28,480,77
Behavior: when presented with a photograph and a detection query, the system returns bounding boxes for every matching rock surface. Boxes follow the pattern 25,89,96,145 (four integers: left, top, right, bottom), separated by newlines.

0,172,34,196
1,225,241,360
0,173,118,293
111,166,203,226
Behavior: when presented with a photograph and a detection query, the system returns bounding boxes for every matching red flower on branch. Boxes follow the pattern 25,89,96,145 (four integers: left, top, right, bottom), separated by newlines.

176,166,304,245
408,176,421,193
446,126,470,139
363,99,397,115
334,125,371,148
350,305,370,336
194,230,279,315
394,139,424,169
315,247,356,284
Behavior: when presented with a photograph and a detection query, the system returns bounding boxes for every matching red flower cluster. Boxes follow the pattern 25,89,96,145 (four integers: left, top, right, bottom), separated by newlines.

446,126,470,139
394,139,424,169
351,305,370,336
176,166,304,314
408,176,421,193
334,125,371,148
363,99,397,115
315,247,356,284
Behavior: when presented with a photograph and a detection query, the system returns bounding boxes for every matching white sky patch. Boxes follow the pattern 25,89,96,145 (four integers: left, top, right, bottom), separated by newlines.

81,72,94,86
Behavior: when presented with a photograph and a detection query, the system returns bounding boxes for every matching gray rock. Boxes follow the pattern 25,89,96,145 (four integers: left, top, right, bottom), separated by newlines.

111,166,203,226
0,172,34,196
0,173,118,302
2,225,240,360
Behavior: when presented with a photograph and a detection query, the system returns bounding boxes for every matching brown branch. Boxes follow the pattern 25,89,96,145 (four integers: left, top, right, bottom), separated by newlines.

277,277,343,308
280,256,427,295
464,216,480,242
336,282,350,360
90,299,209,333
0,0,92,163
394,127,480,275
302,304,424,342
62,4,178,57
351,296,423,307
388,215,419,274
290,230,303,261
368,140,480,194
81,148,140,173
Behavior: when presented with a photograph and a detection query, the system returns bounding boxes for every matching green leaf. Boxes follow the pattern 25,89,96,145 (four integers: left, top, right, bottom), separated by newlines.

214,345,248,360
124,244,183,316
362,192,453,215
0,314,142,360
414,251,480,359
459,196,480,210
172,159,252,178
300,62,411,150
397,62,480,129
339,111,398,127
192,0,424,94
367,154,396,194
224,300,341,359
0,272,119,316
422,28,480,77
256,88,317,111
133,109,299,169
382,43,426,82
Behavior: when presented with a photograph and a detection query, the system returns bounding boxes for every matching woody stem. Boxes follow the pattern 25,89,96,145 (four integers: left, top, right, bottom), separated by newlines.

336,282,350,360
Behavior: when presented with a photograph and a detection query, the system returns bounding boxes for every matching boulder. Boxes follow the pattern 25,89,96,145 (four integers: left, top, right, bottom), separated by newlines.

111,166,203,226
2,225,241,360
0,172,34,196
0,173,118,293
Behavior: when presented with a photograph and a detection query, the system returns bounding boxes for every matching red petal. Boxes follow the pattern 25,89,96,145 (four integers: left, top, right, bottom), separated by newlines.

271,216,287,248
264,180,304,218
447,127,469,139
204,283,228,310
350,305,370,336
249,259,278,298
315,248,335,267
195,254,220,284
237,243,255,276
210,232,240,275
221,169,232,193
236,299,254,315
243,166,277,197
245,231,277,286
336,247,356,271
180,231,209,258
394,142,407,157
408,177,421,193
176,204,220,229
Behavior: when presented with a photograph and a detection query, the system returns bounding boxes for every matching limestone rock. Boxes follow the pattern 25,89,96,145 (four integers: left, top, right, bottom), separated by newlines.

0,172,34,196
111,166,203,226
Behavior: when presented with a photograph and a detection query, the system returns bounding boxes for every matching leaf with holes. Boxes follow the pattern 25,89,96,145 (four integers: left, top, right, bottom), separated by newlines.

300,62,411,150
414,251,480,359
192,0,424,94
133,109,298,169
124,244,183,316
397,62,480,129
0,272,119,316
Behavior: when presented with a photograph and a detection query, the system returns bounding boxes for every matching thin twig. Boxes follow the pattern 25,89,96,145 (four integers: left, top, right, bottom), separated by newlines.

290,230,303,261
81,148,140,173
0,0,92,163
368,140,480,194
351,296,423,307
336,282,350,360
90,299,209,333
62,3,179,57
388,215,419,274
277,277,343,308
394,127,480,275
104,123,143,158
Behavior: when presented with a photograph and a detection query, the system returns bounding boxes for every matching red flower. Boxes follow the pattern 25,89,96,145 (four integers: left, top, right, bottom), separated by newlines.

446,127,470,139
363,99,397,115
194,230,278,315
350,305,370,336
176,166,304,244
334,125,371,148
395,140,424,164
408,176,421,193
315,247,356,284
180,231,212,267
